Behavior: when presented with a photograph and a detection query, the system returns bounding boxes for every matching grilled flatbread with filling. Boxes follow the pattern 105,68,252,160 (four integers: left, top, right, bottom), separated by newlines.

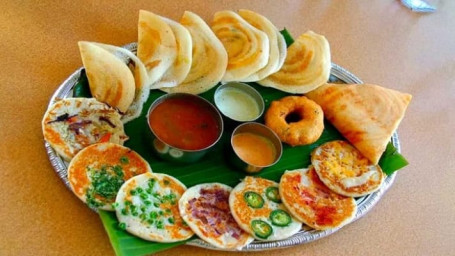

306,83,412,164
311,140,384,197
67,142,151,210
137,10,177,87
238,9,286,81
212,10,269,82
179,183,254,250
42,98,128,161
279,167,357,230
258,31,331,94
78,42,135,113
115,172,194,242
163,11,227,94
229,176,301,241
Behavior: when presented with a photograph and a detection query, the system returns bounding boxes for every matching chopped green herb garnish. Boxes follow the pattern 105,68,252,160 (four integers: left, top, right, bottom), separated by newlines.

150,212,158,219
111,202,119,209
165,209,172,214
140,193,148,200
119,156,129,164
147,219,154,225
168,217,174,224
148,179,156,188
118,222,126,230
144,200,151,206
140,213,147,220
153,202,160,208
156,220,164,229
124,201,132,206
146,188,153,194
121,208,128,215
136,187,143,193
84,165,125,209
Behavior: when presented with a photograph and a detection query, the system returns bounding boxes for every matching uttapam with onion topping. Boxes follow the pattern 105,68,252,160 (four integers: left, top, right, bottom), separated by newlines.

115,173,193,242
42,98,128,161
229,176,301,241
279,167,357,230
311,140,384,197
179,183,254,249
67,142,151,210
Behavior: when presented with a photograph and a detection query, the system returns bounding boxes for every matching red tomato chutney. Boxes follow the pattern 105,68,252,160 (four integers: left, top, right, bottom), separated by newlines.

148,96,221,151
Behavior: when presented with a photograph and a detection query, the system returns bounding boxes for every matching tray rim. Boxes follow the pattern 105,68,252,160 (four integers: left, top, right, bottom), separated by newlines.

43,42,399,252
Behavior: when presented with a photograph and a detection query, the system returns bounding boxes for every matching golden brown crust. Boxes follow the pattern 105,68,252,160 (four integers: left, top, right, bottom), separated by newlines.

265,96,324,146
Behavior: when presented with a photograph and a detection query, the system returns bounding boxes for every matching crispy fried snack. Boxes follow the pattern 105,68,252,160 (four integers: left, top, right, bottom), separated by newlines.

265,96,324,146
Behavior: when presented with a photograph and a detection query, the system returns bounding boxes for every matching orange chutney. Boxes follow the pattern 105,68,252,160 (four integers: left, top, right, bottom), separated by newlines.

232,132,276,166
148,97,220,150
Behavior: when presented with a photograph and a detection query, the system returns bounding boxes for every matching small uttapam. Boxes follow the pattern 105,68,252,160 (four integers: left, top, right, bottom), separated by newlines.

229,176,302,241
67,142,151,210
42,98,128,161
115,173,193,242
311,140,384,197
179,183,254,249
279,167,357,230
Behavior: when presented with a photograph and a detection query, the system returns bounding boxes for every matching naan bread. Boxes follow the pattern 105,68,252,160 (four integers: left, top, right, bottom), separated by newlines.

306,83,412,164
90,43,150,124
78,42,135,113
212,10,269,82
238,9,285,81
311,140,384,197
154,17,192,88
137,10,177,87
179,183,254,249
163,11,227,94
68,142,151,210
115,172,194,242
279,167,357,230
42,98,128,161
258,31,331,94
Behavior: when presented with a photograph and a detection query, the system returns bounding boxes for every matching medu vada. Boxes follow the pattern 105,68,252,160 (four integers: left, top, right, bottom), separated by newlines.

265,96,324,146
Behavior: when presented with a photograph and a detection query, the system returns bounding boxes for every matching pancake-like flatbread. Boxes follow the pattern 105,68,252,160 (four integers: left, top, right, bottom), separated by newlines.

78,41,136,113
163,11,227,94
229,176,301,241
311,140,384,197
212,10,269,82
115,173,193,242
137,10,177,87
279,167,357,230
67,142,151,210
179,183,254,249
154,17,192,88
258,31,331,94
42,98,128,161
306,83,412,164
238,9,285,81
90,43,150,124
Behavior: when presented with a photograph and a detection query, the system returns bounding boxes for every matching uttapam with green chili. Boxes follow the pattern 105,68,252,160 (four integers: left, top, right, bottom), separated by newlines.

115,172,193,242
229,176,302,241
179,183,254,249
67,142,151,210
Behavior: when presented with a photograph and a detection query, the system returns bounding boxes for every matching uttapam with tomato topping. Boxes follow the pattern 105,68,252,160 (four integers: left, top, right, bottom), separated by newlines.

279,167,357,230
229,176,301,241
42,98,128,161
67,142,151,210
179,183,254,249
311,140,384,197
115,173,193,242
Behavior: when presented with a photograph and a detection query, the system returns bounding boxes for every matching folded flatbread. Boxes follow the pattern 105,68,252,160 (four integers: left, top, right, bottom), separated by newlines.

78,42,136,113
306,83,412,164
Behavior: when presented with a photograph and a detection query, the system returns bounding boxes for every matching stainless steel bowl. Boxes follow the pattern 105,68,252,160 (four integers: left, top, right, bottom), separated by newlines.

146,93,224,163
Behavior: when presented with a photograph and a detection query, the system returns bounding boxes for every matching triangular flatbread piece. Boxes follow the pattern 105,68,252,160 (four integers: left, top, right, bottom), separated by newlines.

306,83,412,164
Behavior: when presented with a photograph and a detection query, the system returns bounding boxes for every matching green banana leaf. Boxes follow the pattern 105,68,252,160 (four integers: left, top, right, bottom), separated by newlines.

71,29,409,256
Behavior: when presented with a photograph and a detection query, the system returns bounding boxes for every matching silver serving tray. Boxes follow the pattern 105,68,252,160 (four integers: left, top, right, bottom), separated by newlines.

44,43,399,251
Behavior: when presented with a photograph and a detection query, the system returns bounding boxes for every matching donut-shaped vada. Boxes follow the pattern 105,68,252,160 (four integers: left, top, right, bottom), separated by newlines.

265,96,324,146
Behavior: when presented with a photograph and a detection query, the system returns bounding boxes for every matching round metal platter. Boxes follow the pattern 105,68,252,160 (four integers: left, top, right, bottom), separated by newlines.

44,43,399,251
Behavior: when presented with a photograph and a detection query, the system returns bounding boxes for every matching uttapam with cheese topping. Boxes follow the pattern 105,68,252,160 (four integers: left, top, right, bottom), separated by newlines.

42,98,128,161
67,142,151,210
115,172,193,242
179,183,254,249
279,167,357,230
311,140,384,197
229,176,301,241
